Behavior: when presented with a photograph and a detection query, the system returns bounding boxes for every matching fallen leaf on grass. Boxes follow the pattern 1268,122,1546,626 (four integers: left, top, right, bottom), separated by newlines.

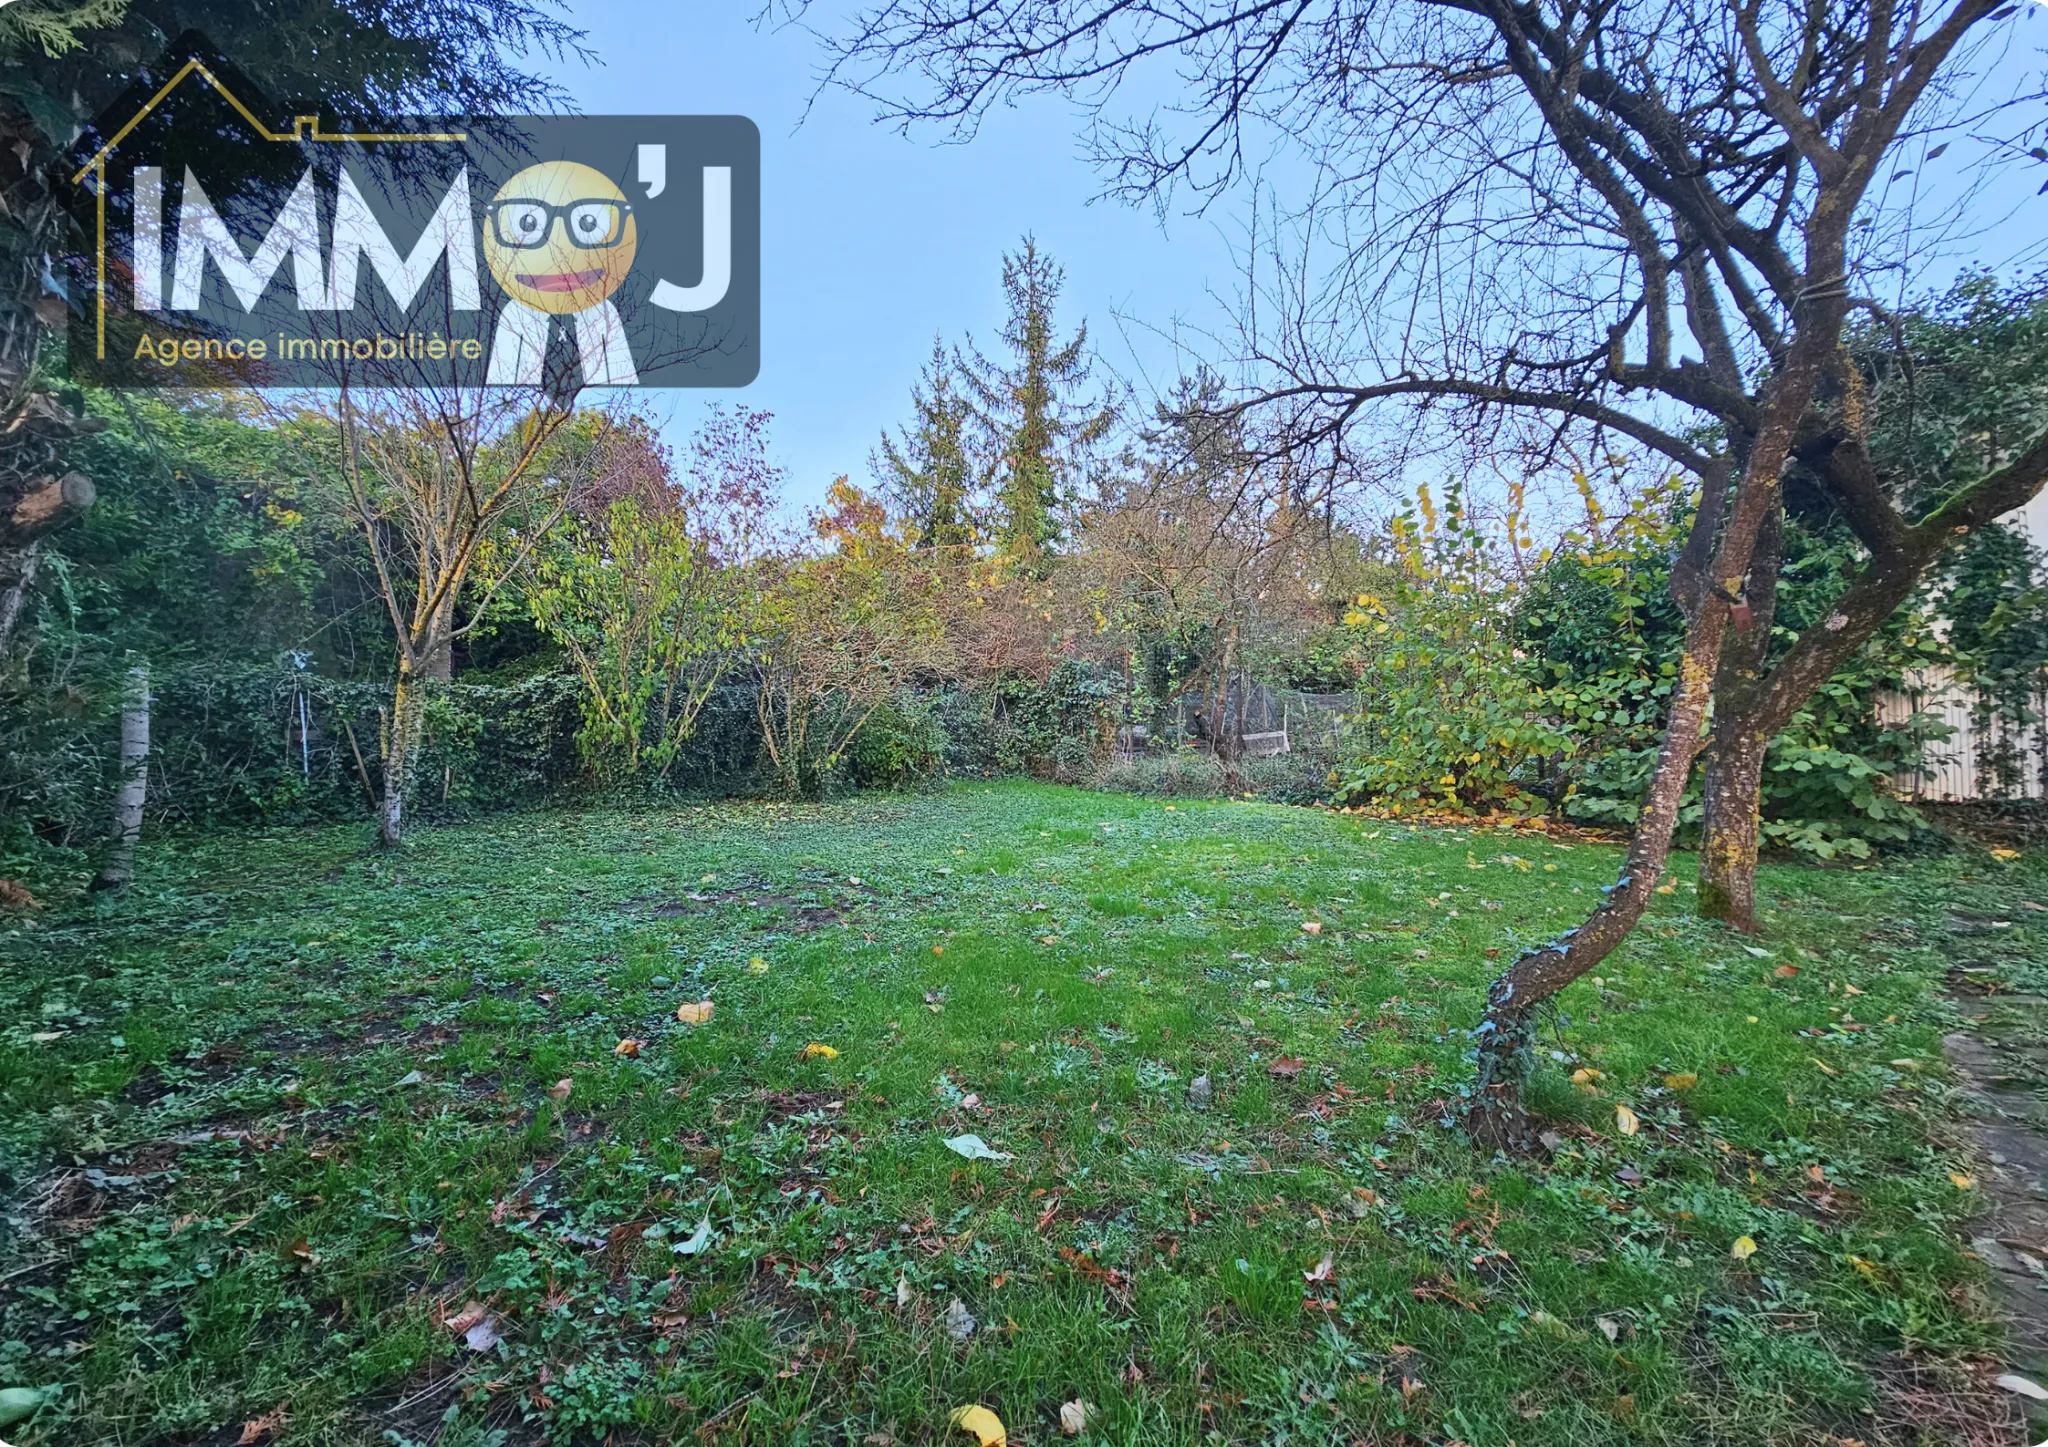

1300,920,1323,936
948,1405,1006,1447
236,1408,290,1444
800,1042,839,1060
614,1038,642,1058
747,956,769,975
1991,848,2021,863
1596,1315,1621,1342
445,1300,489,1334
393,1069,426,1087
1773,964,1800,978
547,1078,573,1104
462,1314,503,1352
1731,1235,1758,1260
1059,1247,1131,1288
1614,1104,1640,1136
675,1000,714,1025
1303,1254,1334,1284
944,1133,1013,1162
1267,1056,1306,1079
1952,1173,1977,1190
0,879,41,912
1663,1072,1698,1090
671,1219,712,1257
1060,1400,1089,1436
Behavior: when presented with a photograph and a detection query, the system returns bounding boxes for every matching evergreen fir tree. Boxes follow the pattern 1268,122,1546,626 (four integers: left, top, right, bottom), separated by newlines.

874,335,977,550
959,237,1115,565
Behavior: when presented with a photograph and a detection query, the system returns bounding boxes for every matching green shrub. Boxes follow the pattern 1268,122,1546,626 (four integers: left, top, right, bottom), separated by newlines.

1331,485,1570,814
849,689,950,788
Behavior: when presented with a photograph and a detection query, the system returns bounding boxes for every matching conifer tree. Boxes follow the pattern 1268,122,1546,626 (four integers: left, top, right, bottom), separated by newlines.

959,238,1115,565
875,335,977,550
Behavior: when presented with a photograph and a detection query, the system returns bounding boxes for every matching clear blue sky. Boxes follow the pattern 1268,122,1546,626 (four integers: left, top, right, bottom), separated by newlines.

544,3,1246,514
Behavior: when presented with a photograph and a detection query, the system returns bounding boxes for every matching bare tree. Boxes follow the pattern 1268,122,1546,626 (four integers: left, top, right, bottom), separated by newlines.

1084,380,1320,790
286,384,575,846
804,0,2048,1143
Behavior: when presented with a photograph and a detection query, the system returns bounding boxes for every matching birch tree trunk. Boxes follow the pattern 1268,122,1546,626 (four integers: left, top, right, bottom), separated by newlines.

91,660,150,891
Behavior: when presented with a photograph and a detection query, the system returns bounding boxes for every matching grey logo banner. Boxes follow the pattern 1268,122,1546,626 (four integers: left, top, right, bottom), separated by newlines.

62,36,760,392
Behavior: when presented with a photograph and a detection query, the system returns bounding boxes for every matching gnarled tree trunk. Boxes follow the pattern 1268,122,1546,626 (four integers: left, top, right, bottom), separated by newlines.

1697,728,1768,929
1696,506,1783,932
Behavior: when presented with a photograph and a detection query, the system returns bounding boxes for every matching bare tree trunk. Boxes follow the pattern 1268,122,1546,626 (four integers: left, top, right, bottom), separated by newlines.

1695,504,1782,932
1218,626,1243,794
1468,346,1830,1148
1467,634,1721,1148
91,661,150,891
1697,728,1767,929
422,592,456,682
380,666,423,847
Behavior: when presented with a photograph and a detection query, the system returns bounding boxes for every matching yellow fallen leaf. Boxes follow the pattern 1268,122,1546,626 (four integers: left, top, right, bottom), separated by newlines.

949,1405,1006,1447
800,1042,839,1060
1664,1072,1699,1090
1731,1235,1758,1260
1614,1103,1640,1136
614,1038,642,1057
675,1000,714,1025
1847,1254,1879,1280
1809,1056,1839,1076
1991,847,2020,862
1570,1067,1603,1086
1655,884,1675,895
746,957,769,975
1952,1173,1977,1190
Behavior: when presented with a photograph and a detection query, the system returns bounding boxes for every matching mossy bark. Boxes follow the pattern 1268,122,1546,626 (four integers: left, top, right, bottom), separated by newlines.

379,667,423,848
1697,732,1766,930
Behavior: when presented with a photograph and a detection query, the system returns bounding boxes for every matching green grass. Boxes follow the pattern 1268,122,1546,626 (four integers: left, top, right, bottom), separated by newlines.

1,780,2041,1446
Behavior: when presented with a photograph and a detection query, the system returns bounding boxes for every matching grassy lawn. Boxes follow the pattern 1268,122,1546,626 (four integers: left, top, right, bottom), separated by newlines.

3,780,2043,1447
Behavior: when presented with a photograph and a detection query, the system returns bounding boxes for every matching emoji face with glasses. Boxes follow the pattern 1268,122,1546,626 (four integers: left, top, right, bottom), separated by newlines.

482,161,638,315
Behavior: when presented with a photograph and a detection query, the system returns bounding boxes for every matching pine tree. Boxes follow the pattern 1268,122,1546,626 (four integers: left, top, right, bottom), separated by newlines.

959,238,1115,565
874,335,976,550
